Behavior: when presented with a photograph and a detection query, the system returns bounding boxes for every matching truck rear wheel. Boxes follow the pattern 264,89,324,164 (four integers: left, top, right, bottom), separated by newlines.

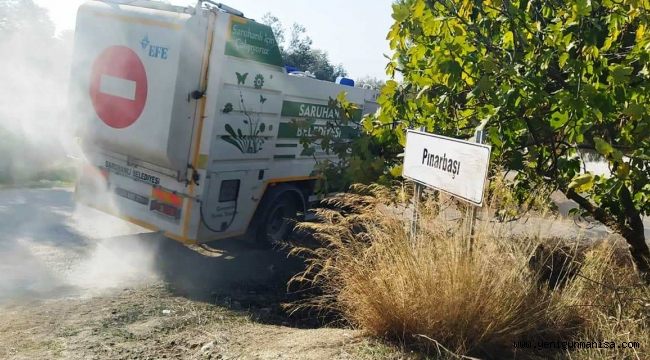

255,186,304,245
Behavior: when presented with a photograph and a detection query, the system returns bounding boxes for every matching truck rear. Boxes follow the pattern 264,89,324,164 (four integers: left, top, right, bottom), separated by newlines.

70,0,378,244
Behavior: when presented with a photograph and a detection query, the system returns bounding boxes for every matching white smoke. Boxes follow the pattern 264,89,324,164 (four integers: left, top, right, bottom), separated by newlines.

0,1,159,303
0,0,77,183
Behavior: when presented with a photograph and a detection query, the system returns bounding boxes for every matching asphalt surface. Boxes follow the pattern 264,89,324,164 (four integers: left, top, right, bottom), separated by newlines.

0,187,303,304
0,187,154,302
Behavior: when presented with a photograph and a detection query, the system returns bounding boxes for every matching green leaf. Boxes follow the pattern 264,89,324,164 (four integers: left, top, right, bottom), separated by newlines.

559,53,569,68
439,60,462,76
416,85,431,99
479,57,498,73
391,4,409,22
396,129,406,147
609,65,632,85
488,127,503,148
470,76,494,98
623,103,645,120
389,164,403,178
611,149,624,162
569,173,594,193
550,111,569,129
300,147,316,156
594,137,613,157
503,31,514,49
573,0,592,17
362,117,374,133
615,163,630,177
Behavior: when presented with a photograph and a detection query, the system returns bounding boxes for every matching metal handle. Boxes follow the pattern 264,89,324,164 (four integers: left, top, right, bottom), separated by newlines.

197,0,244,17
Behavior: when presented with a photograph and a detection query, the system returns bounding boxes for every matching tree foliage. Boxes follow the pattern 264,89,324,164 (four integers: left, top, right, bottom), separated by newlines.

0,0,54,36
369,0,650,281
288,92,399,193
261,13,347,82
0,0,73,184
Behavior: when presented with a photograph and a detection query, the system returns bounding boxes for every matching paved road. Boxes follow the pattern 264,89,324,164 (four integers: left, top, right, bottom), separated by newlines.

0,187,155,301
0,187,303,304
550,191,650,241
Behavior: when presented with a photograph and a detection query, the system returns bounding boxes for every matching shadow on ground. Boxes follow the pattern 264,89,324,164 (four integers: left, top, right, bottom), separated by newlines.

0,187,334,329
151,233,334,329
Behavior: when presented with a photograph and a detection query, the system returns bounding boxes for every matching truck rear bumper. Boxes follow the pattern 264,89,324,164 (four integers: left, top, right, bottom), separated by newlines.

75,160,199,244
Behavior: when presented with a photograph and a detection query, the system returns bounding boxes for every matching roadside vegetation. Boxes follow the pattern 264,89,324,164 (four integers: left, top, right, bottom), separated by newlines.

285,3,650,355
0,128,76,188
288,184,650,359
362,0,650,280
0,0,75,188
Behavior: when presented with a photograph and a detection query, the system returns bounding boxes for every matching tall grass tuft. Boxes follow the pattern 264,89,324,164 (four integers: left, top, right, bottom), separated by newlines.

288,184,649,358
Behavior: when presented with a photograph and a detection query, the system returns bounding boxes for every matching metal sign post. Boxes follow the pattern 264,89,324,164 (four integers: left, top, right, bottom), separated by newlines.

410,182,423,243
468,125,487,252
403,124,490,250
410,127,425,243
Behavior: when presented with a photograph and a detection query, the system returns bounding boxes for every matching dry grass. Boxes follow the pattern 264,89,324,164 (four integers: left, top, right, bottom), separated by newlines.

565,244,650,360
288,184,650,359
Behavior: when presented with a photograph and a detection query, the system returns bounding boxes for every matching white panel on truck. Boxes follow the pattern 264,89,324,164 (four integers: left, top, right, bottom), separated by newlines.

70,1,208,172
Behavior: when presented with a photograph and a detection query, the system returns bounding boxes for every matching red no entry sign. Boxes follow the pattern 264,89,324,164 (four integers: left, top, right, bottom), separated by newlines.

89,46,148,129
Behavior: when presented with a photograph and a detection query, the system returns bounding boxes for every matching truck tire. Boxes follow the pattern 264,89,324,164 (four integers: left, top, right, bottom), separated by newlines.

255,185,304,245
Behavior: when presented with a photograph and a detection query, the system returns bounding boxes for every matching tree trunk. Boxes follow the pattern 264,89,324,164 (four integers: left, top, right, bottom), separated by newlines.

563,188,650,284
624,230,650,284
619,189,650,284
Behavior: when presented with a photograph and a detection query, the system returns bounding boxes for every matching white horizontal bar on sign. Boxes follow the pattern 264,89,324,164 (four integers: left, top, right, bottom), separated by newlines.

99,74,136,100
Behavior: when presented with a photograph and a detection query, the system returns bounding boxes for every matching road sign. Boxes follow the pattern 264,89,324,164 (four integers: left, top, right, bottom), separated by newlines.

89,46,148,129
403,130,491,206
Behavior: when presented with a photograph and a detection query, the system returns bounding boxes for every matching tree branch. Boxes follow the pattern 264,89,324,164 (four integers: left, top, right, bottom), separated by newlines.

562,188,629,235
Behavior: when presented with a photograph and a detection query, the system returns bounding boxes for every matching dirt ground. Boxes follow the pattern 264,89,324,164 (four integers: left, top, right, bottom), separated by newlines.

0,188,407,359
0,284,394,360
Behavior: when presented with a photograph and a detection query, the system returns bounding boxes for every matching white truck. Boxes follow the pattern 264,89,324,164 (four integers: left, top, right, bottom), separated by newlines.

70,0,378,244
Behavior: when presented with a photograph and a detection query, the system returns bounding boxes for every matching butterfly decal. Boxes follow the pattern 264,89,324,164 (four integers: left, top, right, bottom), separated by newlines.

236,72,248,85
259,95,267,104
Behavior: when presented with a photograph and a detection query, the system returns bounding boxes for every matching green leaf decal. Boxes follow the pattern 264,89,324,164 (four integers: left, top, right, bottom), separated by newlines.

221,136,243,152
225,124,237,138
